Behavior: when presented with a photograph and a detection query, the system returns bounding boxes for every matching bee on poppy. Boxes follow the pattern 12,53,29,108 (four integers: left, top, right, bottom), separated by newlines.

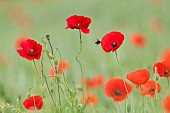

97,31,124,53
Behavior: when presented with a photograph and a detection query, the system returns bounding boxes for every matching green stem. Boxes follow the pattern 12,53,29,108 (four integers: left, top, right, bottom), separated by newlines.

56,48,71,92
76,29,84,98
114,51,128,113
41,51,58,112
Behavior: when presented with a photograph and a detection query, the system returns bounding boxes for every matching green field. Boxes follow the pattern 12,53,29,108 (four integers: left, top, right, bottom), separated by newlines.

0,0,170,113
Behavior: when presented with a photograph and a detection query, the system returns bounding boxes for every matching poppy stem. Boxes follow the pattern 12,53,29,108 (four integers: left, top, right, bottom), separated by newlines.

41,51,58,112
32,60,41,78
114,51,129,113
56,48,71,92
76,29,84,98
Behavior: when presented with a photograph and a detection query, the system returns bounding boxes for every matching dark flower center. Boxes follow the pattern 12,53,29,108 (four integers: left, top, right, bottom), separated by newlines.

164,70,169,75
112,42,117,48
149,88,155,92
114,90,122,96
29,49,35,53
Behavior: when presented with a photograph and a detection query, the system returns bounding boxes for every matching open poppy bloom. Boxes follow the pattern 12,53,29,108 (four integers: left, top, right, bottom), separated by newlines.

23,95,43,110
163,94,170,113
105,78,132,102
84,74,104,89
127,69,150,88
66,15,91,34
130,33,146,48
153,60,170,77
15,36,29,49
140,80,161,98
100,31,124,53
17,39,42,60
81,93,98,106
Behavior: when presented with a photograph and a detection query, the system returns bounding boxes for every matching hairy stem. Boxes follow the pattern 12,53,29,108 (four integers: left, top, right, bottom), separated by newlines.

76,29,84,98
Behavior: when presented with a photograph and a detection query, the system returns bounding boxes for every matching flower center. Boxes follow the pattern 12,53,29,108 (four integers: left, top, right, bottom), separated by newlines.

112,42,117,48
164,70,169,75
149,88,155,92
29,49,35,53
114,90,122,96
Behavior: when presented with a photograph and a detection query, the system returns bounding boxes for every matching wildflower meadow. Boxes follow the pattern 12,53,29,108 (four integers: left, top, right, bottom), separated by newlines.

1,0,170,113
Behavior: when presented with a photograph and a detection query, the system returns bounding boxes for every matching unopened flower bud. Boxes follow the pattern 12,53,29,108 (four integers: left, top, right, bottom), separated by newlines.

48,53,53,59
46,35,50,40
41,37,46,44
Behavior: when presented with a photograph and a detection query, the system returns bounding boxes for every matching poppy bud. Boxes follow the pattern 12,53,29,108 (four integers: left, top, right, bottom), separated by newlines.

47,52,53,59
54,59,58,66
41,37,46,44
46,35,50,40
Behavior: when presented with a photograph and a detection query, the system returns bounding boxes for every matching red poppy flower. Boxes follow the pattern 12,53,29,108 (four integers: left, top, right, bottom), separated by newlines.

84,74,104,89
49,67,56,77
130,33,147,48
81,93,98,106
161,48,170,61
163,94,170,113
140,80,161,98
153,60,170,77
127,69,150,88
15,36,28,49
23,95,43,110
17,39,42,60
100,31,124,53
57,60,70,74
66,15,91,34
105,78,132,102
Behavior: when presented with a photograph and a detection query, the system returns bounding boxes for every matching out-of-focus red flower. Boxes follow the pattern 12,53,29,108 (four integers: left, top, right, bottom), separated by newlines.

23,95,43,110
140,80,161,98
151,18,163,33
150,0,162,4
84,74,104,89
57,60,70,74
66,15,91,34
15,36,29,49
100,31,124,53
127,69,150,88
161,48,170,61
105,78,132,102
163,94,170,113
49,67,56,77
49,61,70,77
81,93,98,106
17,39,42,60
130,33,147,48
153,60,170,77
11,7,34,30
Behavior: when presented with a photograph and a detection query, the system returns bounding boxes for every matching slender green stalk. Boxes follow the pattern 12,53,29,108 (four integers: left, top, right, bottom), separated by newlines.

41,50,58,112
56,48,71,92
114,51,128,113
76,29,84,98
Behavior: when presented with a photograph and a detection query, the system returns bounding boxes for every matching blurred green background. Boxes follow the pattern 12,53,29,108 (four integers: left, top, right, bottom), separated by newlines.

0,0,170,112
